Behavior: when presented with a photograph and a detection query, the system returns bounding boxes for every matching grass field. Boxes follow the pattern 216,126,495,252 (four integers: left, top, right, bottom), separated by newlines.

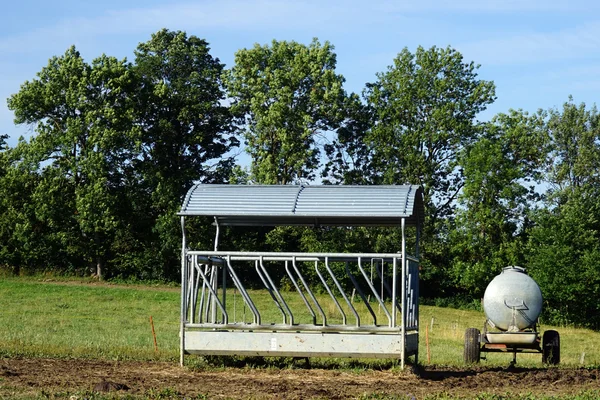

0,278,180,361
0,277,598,369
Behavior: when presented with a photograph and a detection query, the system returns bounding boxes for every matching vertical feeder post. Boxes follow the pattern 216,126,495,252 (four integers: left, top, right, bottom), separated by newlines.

211,218,220,324
414,204,421,366
180,216,187,366
392,259,397,327
401,217,406,369
214,217,227,324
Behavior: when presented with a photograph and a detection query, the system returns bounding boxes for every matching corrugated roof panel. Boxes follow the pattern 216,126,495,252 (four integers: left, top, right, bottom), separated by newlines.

181,184,301,216
179,184,424,226
294,186,412,216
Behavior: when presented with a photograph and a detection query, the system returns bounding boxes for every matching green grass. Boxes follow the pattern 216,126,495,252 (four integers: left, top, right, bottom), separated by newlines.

1,277,599,368
0,278,179,361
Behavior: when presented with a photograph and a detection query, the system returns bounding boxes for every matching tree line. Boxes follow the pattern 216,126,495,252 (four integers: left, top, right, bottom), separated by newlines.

1,29,599,328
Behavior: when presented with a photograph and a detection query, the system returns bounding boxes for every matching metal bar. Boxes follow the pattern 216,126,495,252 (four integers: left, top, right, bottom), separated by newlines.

413,260,420,352
284,260,316,324
292,258,327,326
345,261,377,325
373,259,400,313
209,218,221,325
225,256,261,324
186,259,194,319
215,217,226,324
204,265,213,323
213,217,220,251
391,257,397,327
187,250,416,262
221,261,227,324
254,260,286,323
324,257,360,327
193,262,204,324
381,260,384,304
197,262,210,323
179,216,187,366
188,260,196,323
192,256,226,265
190,266,201,324
401,217,407,369
185,323,403,333
357,257,392,326
210,264,218,324
371,258,384,306
259,257,294,325
315,260,346,325
193,258,228,323
407,273,413,327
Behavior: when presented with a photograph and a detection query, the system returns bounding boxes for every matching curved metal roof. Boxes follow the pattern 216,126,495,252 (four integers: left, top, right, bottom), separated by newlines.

179,184,424,227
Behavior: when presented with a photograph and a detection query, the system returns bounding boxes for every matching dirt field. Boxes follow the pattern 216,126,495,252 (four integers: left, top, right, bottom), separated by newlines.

2,357,600,399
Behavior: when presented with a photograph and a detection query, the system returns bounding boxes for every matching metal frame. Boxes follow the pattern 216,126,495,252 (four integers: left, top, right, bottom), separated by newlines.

479,320,542,366
179,185,423,369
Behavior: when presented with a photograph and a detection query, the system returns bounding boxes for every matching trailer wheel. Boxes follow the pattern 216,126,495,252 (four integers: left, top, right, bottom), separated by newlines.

542,330,560,365
464,328,481,364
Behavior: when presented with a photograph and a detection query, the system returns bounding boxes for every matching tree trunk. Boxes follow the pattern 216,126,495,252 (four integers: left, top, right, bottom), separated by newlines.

96,257,103,281
94,231,104,280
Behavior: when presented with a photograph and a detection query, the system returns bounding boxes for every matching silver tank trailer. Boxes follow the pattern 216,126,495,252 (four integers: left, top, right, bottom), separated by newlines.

464,266,560,365
483,266,543,331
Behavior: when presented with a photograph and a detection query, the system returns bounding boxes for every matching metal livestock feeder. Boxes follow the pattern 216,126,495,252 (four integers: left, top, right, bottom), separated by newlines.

178,184,424,369
464,266,560,365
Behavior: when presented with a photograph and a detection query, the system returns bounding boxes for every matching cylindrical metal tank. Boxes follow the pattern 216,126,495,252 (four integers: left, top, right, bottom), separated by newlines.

482,266,543,331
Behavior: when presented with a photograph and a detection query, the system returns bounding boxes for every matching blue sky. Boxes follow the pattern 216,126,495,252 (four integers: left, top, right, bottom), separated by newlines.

2,0,600,148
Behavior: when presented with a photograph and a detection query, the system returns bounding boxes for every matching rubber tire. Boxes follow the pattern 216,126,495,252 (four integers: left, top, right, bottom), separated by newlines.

464,328,481,364
542,330,560,365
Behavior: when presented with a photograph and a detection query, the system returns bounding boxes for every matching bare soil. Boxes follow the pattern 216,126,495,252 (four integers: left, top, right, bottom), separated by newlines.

1,357,600,399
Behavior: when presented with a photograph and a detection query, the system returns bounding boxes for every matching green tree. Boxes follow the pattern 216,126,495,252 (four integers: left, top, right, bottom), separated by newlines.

527,191,600,328
364,46,496,220
323,94,374,184
6,30,235,280
226,38,346,184
546,97,600,198
326,46,496,296
1,144,54,273
132,29,236,280
526,99,600,327
7,48,140,279
450,110,548,295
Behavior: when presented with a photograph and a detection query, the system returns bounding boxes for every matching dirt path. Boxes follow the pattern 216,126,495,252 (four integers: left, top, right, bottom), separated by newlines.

1,357,600,399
